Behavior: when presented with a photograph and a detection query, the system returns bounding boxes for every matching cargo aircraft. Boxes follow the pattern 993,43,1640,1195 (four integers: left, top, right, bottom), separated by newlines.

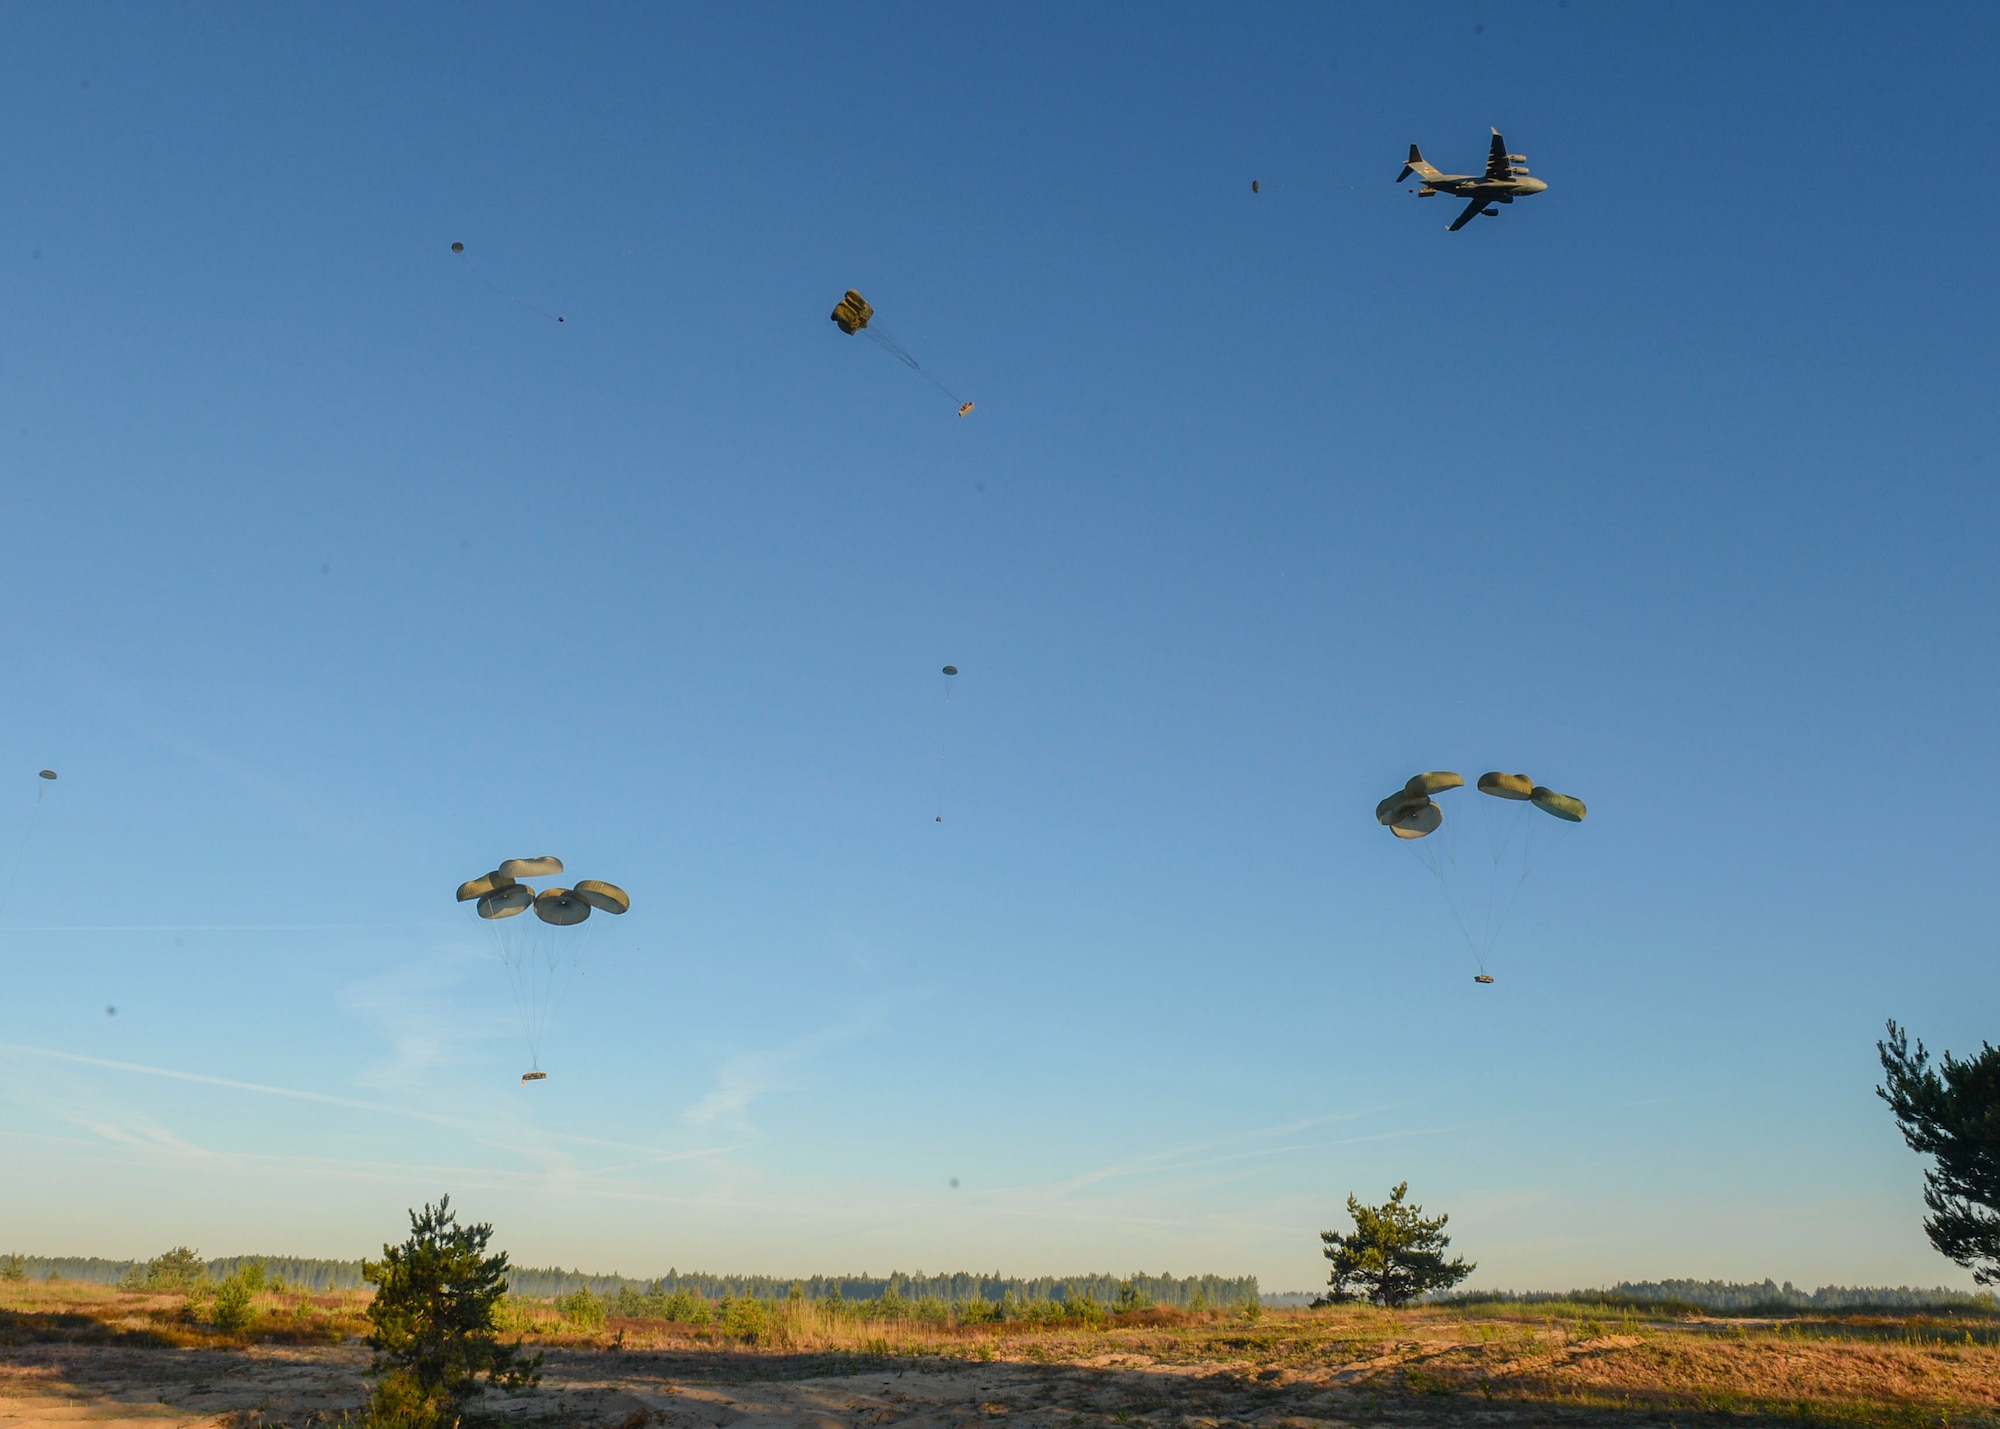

1398,128,1546,231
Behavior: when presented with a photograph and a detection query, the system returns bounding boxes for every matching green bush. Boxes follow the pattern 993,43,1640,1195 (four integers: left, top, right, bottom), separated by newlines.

362,1368,454,1429
211,1264,264,1334
125,1246,207,1292
1113,1281,1153,1314
1063,1291,1106,1327
723,1295,768,1341
555,1288,607,1328
664,1288,714,1326
0,1254,26,1282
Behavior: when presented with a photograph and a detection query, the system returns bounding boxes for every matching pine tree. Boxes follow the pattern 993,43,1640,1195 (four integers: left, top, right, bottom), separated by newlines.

1316,1183,1474,1307
1878,1021,2000,1284
363,1196,540,1424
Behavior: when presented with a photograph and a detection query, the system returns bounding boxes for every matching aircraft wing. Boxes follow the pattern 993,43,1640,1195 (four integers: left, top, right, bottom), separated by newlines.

1484,129,1514,180
1448,196,1488,231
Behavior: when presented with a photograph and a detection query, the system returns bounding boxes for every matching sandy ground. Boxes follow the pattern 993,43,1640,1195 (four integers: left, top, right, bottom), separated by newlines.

8,1321,2000,1428
0,1338,1499,1429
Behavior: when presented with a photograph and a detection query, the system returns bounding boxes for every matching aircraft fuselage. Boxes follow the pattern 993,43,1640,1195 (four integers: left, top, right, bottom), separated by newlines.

1415,175,1548,202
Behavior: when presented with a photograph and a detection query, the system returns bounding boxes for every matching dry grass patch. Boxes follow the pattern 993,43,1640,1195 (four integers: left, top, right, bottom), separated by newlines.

3,1284,1998,1426
0,1277,369,1350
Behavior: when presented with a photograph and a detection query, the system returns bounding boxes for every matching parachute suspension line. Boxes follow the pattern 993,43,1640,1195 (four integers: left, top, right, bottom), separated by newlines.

1479,808,1569,970
1410,819,1487,975
536,918,590,1055
1472,795,1526,966
935,667,958,822
1485,814,1559,957
491,921,548,1072
451,243,565,324
459,863,627,1077
864,325,964,404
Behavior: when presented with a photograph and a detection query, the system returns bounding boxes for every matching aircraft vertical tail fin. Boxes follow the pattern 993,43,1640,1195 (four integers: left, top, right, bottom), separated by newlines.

1396,144,1442,184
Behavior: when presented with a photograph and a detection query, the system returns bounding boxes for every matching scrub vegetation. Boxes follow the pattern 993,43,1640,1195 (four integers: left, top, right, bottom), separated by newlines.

5,1274,2000,1426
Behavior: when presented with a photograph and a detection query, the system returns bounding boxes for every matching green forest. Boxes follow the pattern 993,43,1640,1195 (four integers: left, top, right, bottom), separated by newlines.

9,1255,1256,1307
1445,1280,1997,1313
17,1254,1990,1316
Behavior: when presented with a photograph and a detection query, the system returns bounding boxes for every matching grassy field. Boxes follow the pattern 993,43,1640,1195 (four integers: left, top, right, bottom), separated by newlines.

4,1278,1998,1426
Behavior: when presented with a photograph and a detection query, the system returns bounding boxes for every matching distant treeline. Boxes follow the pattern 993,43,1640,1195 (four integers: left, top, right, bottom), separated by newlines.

1442,1279,1998,1314
505,1268,1260,1308
9,1256,367,1291
9,1254,1254,1308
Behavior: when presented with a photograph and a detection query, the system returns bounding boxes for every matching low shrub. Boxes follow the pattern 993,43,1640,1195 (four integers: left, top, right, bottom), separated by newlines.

362,1368,455,1429
555,1288,607,1329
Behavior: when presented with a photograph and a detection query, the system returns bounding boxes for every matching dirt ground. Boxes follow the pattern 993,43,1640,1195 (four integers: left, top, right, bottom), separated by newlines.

5,1299,2000,1428
0,1339,1591,1429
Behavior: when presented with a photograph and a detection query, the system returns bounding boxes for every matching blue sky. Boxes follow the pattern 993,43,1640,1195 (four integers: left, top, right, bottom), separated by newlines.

2,2,1997,1293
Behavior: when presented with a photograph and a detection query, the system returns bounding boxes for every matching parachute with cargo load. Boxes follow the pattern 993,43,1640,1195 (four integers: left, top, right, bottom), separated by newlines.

1373,766,1586,983
0,767,60,923
831,289,974,416
456,856,630,1080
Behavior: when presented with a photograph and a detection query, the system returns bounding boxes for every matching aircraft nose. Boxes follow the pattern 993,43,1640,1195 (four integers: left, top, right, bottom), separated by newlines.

1522,177,1548,194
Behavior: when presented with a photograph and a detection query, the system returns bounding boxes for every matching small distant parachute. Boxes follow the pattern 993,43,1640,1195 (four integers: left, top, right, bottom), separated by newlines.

831,288,972,415
1374,766,1586,980
451,241,464,253
1251,179,1260,193
0,766,60,922
935,664,962,822
458,855,628,1077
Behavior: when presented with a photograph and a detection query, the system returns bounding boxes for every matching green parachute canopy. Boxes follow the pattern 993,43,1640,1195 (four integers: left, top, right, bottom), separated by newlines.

1404,770,1464,797
830,289,873,334
1530,787,1587,822
1477,771,1533,800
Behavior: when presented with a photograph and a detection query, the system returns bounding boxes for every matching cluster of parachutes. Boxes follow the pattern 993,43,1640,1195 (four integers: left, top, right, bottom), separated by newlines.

456,857,628,1081
456,856,629,922
1374,769,1586,984
1375,770,1585,838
